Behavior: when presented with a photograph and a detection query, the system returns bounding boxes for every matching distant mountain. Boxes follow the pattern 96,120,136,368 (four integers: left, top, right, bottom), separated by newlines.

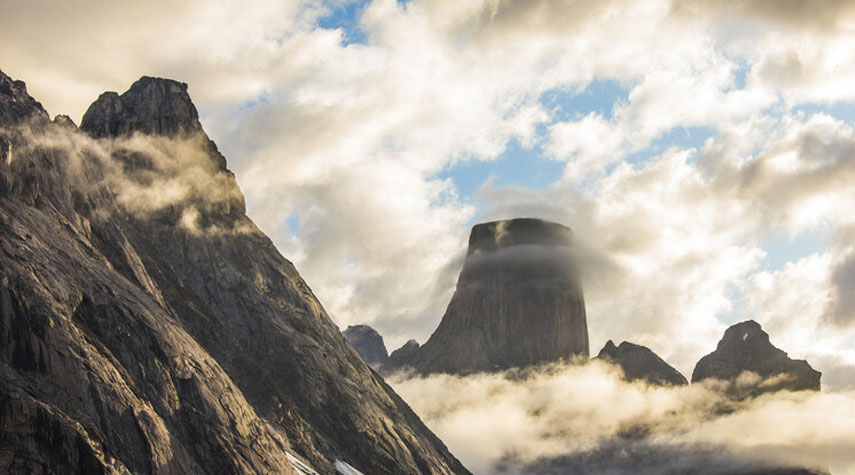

342,324,388,367
0,68,468,474
596,340,688,386
382,339,421,374
692,320,821,397
398,218,589,375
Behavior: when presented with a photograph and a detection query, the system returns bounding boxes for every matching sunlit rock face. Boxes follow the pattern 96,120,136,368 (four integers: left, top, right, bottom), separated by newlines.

0,68,469,475
596,340,688,386
343,324,388,367
405,218,589,375
692,320,821,396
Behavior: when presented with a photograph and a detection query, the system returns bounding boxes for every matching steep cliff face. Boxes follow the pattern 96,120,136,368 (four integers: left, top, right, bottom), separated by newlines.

342,325,388,367
404,218,589,375
0,69,468,474
596,341,688,386
692,320,821,396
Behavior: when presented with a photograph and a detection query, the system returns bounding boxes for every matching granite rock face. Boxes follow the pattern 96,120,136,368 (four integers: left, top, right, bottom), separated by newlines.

692,320,821,396
596,340,688,386
342,325,388,367
0,69,468,475
404,218,589,375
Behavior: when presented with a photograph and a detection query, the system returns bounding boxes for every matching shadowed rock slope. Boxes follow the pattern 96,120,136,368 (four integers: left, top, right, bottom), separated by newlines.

692,320,821,397
382,339,421,374
342,324,388,367
402,218,589,375
596,340,688,386
0,68,467,474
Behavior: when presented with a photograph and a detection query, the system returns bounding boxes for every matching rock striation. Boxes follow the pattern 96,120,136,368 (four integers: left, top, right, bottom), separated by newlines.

0,68,468,475
692,320,821,396
402,218,589,375
342,325,388,367
596,340,688,386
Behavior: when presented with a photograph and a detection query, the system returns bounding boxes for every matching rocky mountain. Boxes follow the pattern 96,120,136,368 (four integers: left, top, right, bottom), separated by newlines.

381,339,421,375
342,325,388,367
596,340,688,386
692,320,821,396
0,68,468,474
401,218,589,375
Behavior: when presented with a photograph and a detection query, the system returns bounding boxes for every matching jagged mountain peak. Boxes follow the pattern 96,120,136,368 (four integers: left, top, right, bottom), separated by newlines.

343,324,388,367
0,68,49,125
692,320,821,396
80,75,202,138
716,320,769,350
0,68,469,475
596,340,688,386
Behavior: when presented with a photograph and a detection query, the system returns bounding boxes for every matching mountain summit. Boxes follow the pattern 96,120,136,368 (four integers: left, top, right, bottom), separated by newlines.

343,324,388,367
398,218,589,375
80,76,203,138
596,340,688,386
692,320,821,396
0,69,467,474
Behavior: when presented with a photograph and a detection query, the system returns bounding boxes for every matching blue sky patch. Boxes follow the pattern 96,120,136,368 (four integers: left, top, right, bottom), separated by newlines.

758,230,828,271
795,102,855,124
624,126,716,166
539,79,629,122
318,0,371,45
437,139,565,200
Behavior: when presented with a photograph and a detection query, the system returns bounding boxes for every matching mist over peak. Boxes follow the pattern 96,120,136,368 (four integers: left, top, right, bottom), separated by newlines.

389,217,589,376
0,68,468,475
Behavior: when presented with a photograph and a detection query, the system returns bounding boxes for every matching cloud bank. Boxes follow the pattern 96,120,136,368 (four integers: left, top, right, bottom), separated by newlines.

390,362,855,474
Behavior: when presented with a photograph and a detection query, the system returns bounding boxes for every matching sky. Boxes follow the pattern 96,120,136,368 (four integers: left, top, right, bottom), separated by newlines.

3,0,855,388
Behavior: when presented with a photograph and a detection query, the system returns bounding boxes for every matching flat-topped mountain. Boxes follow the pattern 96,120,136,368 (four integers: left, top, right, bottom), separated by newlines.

692,320,821,396
596,340,688,386
0,69,467,474
400,218,589,375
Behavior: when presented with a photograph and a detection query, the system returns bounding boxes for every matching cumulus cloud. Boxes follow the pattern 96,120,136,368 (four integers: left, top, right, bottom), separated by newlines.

4,0,855,360
389,363,855,474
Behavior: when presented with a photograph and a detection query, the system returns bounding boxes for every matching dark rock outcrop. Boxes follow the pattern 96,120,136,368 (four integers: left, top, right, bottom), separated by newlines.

0,69,49,126
0,69,468,474
403,218,589,375
381,339,421,375
692,320,821,396
80,76,202,138
342,324,388,367
596,340,688,386
52,114,77,129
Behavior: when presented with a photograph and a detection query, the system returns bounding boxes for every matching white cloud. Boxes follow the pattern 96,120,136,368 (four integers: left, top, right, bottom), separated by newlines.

390,363,855,474
3,0,855,362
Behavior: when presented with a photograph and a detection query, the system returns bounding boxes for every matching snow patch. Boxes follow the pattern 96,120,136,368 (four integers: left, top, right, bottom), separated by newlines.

287,452,319,475
335,459,366,475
